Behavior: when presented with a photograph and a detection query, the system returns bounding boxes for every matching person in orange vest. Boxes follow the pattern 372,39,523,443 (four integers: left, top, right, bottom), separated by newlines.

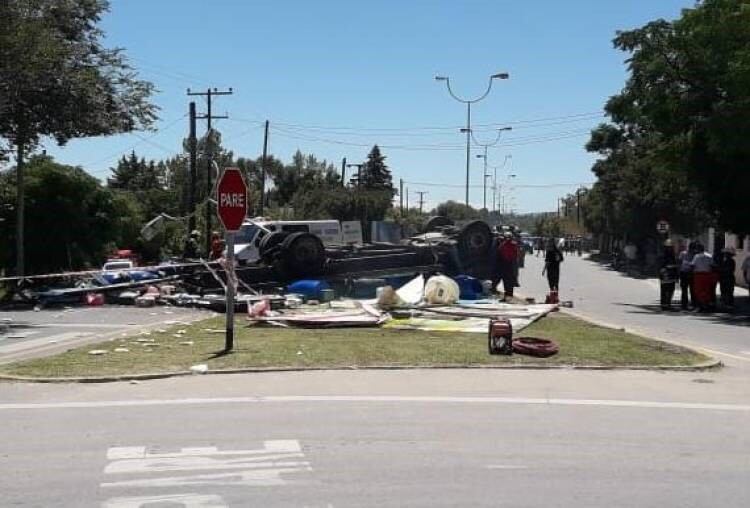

495,232,520,302
209,231,225,261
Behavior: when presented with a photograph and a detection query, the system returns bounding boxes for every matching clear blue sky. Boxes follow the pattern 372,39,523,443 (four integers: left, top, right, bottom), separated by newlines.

45,0,691,214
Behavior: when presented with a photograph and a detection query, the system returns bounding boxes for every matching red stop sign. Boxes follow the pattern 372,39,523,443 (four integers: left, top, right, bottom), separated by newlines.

217,167,248,232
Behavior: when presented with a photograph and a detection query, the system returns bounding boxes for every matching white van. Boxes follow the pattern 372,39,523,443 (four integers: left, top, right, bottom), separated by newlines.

233,218,362,264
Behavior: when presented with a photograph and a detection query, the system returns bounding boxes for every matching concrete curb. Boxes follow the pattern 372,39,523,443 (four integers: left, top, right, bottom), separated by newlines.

0,358,722,384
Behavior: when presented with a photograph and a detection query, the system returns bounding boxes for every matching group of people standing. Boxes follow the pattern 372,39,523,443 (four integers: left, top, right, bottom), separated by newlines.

659,240,747,312
494,234,564,301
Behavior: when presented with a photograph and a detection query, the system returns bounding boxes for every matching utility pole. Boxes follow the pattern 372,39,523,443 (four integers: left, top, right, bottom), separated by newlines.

187,87,233,256
341,157,347,186
399,178,404,214
15,144,24,276
415,191,428,214
259,120,269,216
576,188,581,225
346,163,364,188
405,186,409,212
188,102,197,233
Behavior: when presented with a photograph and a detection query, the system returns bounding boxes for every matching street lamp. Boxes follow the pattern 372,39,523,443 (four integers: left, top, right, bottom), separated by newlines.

474,127,512,210
498,172,516,215
435,72,510,207
491,155,513,212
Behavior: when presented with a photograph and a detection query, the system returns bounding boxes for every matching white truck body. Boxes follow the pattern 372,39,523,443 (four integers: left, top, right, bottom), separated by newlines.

233,218,363,264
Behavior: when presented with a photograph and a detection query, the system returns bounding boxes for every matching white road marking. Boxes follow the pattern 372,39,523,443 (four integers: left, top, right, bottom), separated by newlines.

102,440,312,492
105,456,307,474
486,464,529,470
107,440,301,460
1,395,748,412
102,493,226,508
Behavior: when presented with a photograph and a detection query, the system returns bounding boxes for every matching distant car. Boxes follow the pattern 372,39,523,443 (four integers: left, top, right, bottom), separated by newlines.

101,259,134,272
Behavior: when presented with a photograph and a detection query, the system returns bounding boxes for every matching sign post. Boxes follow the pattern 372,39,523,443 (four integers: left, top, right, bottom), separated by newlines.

216,167,248,352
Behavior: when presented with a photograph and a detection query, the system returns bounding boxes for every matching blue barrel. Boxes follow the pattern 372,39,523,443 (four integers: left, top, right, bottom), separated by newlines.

453,275,483,300
286,280,331,301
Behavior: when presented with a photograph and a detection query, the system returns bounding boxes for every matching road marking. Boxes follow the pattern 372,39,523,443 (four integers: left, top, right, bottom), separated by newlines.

101,467,313,488
1,395,748,412
486,464,528,470
101,440,312,506
102,493,226,508
101,439,312,488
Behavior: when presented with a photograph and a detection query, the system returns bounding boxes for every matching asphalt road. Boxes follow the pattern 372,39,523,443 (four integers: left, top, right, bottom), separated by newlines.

0,306,209,364
518,253,750,367
1,370,749,508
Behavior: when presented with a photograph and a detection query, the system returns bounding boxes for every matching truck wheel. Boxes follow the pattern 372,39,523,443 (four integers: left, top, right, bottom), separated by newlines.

457,220,492,261
280,232,326,277
259,231,288,262
424,216,454,233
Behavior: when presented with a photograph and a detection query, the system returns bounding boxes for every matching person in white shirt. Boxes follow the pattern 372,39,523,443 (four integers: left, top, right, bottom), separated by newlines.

691,243,715,311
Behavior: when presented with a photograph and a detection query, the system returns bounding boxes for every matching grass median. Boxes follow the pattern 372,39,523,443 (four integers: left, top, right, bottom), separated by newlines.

0,312,710,379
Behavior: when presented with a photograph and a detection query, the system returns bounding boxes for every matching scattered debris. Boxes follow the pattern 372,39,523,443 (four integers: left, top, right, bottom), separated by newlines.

190,364,208,374
88,349,108,356
114,347,130,353
179,341,194,346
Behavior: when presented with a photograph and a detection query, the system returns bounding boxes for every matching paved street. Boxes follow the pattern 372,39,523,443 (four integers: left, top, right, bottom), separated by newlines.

1,370,749,508
519,253,750,367
0,306,209,365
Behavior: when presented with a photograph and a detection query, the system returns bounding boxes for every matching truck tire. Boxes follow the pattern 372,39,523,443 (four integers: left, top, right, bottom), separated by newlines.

259,231,288,262
457,220,492,262
280,232,326,278
512,337,559,358
424,216,454,233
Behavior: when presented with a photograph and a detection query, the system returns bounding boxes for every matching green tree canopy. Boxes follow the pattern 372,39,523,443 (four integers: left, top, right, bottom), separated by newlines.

600,0,750,234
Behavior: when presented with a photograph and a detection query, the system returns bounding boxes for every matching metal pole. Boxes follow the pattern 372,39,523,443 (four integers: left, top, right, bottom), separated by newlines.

260,120,269,216
465,102,471,206
405,187,409,212
492,165,497,213
224,232,235,352
482,146,488,210
399,178,404,214
341,157,346,186
15,143,24,276
205,88,213,257
188,102,197,233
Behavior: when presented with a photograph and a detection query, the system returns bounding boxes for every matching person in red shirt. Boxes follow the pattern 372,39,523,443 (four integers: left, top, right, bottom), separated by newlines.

209,231,225,260
495,232,520,301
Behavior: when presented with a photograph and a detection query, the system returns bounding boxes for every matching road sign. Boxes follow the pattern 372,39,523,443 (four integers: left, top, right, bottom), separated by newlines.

216,167,248,352
216,167,247,232
656,220,670,234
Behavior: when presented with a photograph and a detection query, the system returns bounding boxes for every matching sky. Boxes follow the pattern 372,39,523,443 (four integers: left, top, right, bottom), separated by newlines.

44,0,692,214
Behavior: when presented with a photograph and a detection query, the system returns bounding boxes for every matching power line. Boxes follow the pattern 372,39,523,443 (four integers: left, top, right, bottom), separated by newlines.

403,181,593,189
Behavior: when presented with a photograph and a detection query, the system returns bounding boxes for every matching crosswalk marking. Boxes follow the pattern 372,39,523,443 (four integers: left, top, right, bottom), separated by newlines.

101,440,312,506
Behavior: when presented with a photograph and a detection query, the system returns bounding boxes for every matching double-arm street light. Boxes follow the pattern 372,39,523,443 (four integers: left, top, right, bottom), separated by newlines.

435,72,510,207
474,127,512,210
489,155,513,212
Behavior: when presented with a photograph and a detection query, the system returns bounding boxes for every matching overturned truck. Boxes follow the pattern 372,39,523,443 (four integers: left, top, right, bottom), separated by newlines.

0,217,498,305
179,217,497,292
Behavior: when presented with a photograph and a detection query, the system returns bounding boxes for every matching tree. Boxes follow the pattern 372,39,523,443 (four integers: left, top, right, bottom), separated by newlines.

0,0,157,274
601,0,750,234
0,156,136,274
351,145,395,195
432,200,480,221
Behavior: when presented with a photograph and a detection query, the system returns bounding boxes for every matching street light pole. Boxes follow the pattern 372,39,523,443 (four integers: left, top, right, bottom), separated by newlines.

474,128,511,211
435,72,509,207
491,155,512,213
